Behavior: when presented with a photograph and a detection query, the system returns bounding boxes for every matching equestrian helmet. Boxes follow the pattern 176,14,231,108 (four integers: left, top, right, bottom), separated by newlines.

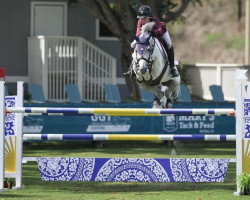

137,5,152,19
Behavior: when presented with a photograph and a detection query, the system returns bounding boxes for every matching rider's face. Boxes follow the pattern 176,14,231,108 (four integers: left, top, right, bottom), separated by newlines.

141,17,150,24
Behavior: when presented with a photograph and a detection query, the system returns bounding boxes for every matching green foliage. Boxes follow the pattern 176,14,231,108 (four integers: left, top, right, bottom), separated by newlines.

178,63,189,85
109,2,115,10
238,172,250,195
226,35,245,50
205,32,223,44
4,178,15,189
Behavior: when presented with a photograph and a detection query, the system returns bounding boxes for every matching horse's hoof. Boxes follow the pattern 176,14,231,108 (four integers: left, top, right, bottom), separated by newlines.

152,97,163,109
165,99,172,108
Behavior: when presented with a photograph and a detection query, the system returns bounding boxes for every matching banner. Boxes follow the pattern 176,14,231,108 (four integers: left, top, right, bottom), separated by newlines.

37,157,229,182
23,102,235,135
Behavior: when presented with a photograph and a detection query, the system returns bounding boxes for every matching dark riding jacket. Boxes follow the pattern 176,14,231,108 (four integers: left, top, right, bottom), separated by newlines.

136,16,167,37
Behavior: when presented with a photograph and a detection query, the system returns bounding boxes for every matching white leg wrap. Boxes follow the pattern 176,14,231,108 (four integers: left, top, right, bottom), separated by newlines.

160,95,167,107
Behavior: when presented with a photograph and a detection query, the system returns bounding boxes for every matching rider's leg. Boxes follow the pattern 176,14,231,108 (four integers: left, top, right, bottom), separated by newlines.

161,32,179,78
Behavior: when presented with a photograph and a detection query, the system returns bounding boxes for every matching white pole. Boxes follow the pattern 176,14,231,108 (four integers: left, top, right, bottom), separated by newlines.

0,81,5,191
245,0,250,64
14,82,24,189
235,69,248,195
235,82,243,194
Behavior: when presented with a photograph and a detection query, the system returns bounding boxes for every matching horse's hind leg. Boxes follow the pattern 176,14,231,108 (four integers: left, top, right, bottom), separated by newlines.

139,83,164,108
162,77,181,108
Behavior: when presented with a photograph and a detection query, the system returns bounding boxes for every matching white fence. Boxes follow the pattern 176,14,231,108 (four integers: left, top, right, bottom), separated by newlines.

28,36,116,102
186,63,249,101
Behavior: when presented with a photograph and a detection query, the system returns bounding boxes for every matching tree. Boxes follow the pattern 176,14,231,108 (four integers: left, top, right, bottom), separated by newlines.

81,0,202,98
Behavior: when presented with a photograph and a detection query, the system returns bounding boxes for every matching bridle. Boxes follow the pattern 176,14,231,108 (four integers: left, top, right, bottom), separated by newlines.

134,37,155,73
134,35,169,86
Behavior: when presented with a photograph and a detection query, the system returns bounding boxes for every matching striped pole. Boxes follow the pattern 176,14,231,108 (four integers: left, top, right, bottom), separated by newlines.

23,134,236,141
7,108,235,116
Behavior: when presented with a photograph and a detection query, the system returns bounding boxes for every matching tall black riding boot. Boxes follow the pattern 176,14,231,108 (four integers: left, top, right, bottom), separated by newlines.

168,46,179,78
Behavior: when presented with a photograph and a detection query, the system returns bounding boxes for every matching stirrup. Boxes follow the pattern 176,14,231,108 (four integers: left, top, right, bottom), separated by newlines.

123,69,133,77
171,68,179,78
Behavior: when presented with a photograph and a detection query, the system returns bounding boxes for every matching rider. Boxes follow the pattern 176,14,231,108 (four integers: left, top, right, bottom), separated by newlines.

124,5,179,78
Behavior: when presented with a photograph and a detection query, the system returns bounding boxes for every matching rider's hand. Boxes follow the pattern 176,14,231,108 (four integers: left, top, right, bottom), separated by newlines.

150,31,156,37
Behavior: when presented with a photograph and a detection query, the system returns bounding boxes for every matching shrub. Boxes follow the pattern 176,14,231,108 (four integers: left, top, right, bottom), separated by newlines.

238,172,250,195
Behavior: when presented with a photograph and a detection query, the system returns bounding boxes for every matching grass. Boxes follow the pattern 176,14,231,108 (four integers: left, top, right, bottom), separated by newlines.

226,35,245,50
1,141,248,200
204,32,223,44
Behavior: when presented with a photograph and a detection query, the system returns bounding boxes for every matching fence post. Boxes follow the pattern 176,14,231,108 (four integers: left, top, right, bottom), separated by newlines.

0,81,5,191
235,69,248,195
14,82,24,189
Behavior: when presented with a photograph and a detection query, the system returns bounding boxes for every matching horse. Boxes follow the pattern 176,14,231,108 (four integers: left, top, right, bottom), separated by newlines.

131,22,181,108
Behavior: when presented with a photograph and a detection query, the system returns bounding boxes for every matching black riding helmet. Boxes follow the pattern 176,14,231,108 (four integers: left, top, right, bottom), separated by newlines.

137,5,152,19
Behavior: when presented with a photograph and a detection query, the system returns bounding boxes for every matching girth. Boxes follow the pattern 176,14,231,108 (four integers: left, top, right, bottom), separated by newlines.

143,61,168,87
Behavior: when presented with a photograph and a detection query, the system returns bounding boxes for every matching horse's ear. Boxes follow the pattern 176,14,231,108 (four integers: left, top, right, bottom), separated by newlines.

133,34,140,43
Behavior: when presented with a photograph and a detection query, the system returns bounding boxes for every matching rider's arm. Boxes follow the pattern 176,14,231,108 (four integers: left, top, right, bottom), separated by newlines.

136,20,143,37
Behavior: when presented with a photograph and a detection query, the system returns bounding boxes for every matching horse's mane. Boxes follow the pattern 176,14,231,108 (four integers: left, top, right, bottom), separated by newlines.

141,22,155,35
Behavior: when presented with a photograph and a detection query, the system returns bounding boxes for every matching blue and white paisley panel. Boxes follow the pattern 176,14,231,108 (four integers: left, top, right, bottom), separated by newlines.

170,158,229,182
37,158,229,182
5,97,16,137
244,101,250,138
37,157,95,181
95,158,169,182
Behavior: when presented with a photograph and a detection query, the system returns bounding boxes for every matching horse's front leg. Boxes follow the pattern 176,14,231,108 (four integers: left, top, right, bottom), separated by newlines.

136,69,144,82
143,69,152,82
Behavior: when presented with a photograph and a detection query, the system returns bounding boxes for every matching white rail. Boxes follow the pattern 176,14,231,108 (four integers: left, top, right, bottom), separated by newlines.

28,36,116,102
186,63,246,101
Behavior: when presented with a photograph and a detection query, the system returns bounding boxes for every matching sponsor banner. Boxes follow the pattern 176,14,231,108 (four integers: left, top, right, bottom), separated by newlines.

23,102,235,135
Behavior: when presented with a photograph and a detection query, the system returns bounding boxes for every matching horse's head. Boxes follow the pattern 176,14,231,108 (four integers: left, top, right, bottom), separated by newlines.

133,31,155,75
132,21,157,75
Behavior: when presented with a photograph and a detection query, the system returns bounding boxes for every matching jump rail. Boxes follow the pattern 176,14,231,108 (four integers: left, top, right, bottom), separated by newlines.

23,134,236,141
7,107,235,116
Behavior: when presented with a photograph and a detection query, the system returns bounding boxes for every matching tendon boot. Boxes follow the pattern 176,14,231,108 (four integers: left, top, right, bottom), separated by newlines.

152,97,162,109
165,99,172,108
